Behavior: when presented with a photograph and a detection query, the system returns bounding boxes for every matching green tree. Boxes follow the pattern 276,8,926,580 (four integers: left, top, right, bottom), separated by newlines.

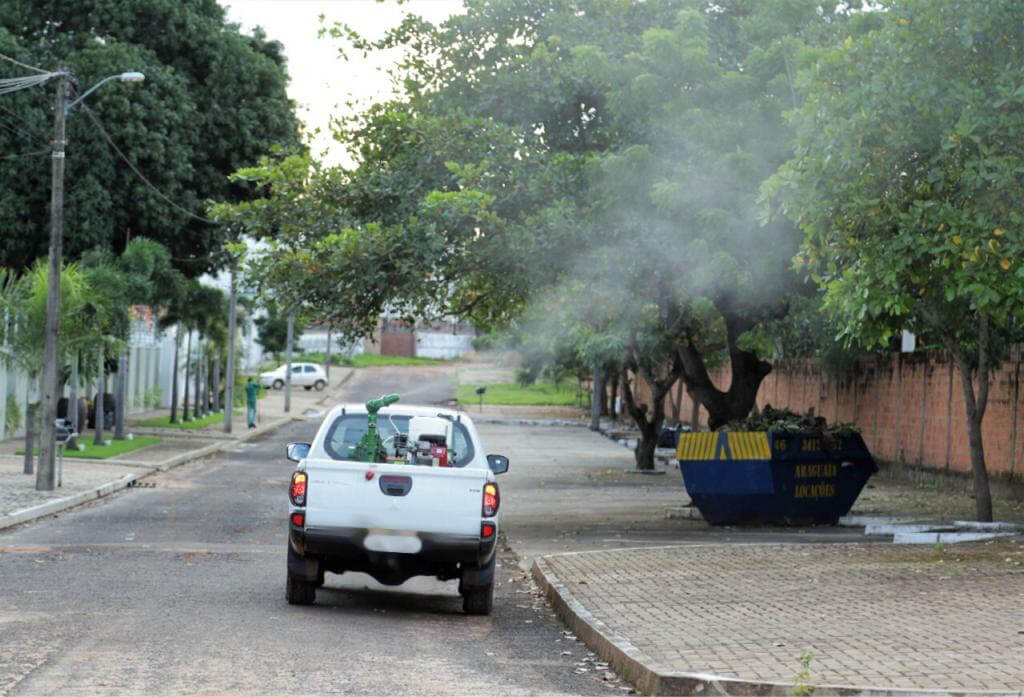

254,300,305,359
765,0,1024,521
0,0,301,276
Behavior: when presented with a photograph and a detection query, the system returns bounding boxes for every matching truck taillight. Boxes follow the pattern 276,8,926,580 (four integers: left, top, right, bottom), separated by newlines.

482,482,499,517
290,472,307,506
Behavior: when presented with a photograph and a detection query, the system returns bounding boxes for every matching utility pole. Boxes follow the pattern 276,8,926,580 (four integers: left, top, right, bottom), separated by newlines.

38,70,68,492
284,314,294,413
224,265,237,433
325,324,332,382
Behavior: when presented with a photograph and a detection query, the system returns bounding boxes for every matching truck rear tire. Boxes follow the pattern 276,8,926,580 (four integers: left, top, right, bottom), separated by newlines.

462,581,494,615
286,571,316,605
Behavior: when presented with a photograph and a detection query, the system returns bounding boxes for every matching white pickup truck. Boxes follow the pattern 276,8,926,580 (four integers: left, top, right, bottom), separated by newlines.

284,397,509,614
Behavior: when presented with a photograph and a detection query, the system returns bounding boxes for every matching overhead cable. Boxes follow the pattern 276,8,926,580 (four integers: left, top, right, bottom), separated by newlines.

82,104,220,225
0,71,61,95
0,52,50,74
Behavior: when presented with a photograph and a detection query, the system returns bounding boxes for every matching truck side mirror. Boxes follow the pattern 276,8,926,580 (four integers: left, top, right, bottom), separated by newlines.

486,454,509,475
286,442,311,463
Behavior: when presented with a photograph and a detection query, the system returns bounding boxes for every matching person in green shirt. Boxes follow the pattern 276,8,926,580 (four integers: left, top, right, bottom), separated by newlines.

245,377,262,429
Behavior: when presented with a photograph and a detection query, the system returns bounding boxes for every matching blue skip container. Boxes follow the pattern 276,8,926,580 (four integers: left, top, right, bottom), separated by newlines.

676,431,877,525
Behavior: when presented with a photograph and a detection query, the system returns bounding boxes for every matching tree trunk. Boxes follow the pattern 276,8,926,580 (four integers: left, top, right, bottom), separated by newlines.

951,323,993,522
224,266,237,433
94,347,106,445
620,350,683,471
194,336,202,420
114,349,126,439
212,353,221,412
921,307,994,522
671,378,684,425
23,393,37,475
69,351,79,433
284,315,294,414
688,383,701,431
960,370,993,522
325,325,332,382
678,304,772,430
170,325,182,423
590,367,603,431
182,329,192,420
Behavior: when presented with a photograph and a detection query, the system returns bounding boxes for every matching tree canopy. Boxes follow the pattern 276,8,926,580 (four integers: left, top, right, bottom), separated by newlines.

765,0,1024,520
0,0,301,276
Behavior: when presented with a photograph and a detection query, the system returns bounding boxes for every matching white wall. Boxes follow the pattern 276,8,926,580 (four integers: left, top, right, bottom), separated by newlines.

415,332,474,360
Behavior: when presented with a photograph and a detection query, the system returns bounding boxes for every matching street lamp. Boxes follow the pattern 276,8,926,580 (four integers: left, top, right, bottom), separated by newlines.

65,72,145,113
37,70,144,491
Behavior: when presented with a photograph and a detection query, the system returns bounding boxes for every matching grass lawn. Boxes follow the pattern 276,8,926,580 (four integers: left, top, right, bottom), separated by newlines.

137,410,241,430
19,435,162,460
455,381,583,406
345,354,450,368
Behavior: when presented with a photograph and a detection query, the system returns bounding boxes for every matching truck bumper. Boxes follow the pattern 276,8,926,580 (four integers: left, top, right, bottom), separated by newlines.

289,524,497,584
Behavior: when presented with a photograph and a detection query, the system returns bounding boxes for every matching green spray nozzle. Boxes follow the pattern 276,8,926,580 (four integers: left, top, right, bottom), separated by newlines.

366,393,400,414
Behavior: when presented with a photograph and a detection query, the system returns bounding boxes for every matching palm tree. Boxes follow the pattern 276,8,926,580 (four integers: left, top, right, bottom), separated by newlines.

0,263,91,476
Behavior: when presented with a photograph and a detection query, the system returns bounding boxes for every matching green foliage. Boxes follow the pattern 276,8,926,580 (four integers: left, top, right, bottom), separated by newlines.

5,393,21,435
254,300,304,357
0,0,301,277
142,386,162,410
791,651,815,697
764,0,1024,521
0,262,97,381
728,405,860,438
766,0,1024,357
308,0,876,433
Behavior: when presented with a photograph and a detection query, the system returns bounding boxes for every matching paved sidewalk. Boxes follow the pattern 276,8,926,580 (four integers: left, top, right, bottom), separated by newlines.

533,542,1024,695
0,369,353,531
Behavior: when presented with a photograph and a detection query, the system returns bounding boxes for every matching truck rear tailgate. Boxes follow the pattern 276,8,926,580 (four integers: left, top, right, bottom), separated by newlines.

304,459,487,538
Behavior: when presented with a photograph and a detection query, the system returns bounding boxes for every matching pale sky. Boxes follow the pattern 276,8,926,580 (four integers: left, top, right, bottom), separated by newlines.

221,0,463,165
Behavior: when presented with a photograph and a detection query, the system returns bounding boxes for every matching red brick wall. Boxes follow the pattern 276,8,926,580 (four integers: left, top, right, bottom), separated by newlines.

631,349,1024,478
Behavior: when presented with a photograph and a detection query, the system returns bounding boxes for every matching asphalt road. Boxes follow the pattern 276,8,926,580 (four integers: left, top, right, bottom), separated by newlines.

0,368,621,697
1,365,874,696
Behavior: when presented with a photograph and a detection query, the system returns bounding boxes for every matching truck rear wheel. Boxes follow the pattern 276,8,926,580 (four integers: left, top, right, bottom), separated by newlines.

462,581,494,615
286,571,316,605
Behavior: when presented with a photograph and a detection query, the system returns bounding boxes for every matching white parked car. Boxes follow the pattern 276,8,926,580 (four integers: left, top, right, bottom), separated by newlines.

260,362,328,391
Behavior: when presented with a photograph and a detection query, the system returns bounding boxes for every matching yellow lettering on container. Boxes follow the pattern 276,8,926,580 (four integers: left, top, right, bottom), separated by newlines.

794,463,838,478
794,483,837,499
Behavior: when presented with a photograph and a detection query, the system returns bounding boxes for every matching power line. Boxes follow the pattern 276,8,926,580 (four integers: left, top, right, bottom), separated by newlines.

1,148,49,161
0,113,47,145
81,105,220,226
0,71,60,95
0,103,50,142
0,52,50,75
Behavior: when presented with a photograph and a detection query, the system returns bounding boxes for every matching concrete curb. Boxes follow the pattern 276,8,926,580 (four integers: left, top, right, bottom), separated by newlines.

0,414,300,531
1,472,148,531
530,554,1018,697
474,417,590,428
155,415,297,471
318,368,357,406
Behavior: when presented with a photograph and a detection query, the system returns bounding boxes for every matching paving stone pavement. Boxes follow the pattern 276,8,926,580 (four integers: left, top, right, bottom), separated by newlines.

538,542,1024,694
0,457,151,517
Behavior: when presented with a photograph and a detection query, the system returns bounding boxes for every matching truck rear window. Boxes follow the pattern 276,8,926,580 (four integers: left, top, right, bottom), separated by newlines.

322,414,475,467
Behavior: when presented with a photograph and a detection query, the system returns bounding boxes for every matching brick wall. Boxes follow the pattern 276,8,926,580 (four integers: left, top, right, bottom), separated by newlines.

631,349,1024,478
